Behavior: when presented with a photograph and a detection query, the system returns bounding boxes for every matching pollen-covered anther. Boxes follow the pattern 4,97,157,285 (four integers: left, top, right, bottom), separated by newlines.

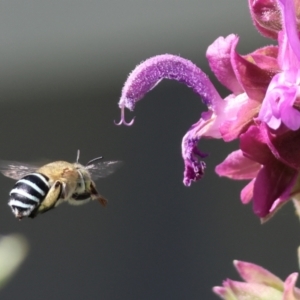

114,105,135,126
183,160,206,187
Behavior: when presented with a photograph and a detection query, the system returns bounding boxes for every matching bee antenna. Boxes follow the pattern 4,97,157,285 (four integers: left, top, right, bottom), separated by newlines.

86,156,103,166
76,150,80,163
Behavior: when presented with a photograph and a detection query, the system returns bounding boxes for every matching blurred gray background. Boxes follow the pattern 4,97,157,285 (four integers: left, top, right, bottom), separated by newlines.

0,0,298,299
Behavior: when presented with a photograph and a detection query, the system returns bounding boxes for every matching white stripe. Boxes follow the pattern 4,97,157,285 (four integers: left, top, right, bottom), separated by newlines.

31,173,49,187
17,179,45,196
10,188,40,202
8,199,32,208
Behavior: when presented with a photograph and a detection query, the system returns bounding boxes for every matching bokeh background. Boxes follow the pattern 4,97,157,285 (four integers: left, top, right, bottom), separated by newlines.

0,0,298,299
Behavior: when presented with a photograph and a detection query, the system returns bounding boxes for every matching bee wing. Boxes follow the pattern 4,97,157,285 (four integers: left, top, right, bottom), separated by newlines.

85,161,122,180
0,160,40,180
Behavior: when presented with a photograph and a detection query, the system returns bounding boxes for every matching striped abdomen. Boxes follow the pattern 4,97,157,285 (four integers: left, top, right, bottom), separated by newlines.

8,173,50,218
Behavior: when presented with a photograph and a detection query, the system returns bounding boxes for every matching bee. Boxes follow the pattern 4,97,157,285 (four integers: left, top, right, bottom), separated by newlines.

0,151,121,220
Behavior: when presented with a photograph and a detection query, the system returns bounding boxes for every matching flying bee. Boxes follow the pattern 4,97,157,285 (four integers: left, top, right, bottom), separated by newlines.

0,151,122,220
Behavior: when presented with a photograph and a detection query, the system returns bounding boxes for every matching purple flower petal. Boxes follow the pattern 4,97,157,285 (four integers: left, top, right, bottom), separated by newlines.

261,123,300,169
259,70,300,130
240,125,272,165
220,97,260,142
240,125,298,217
206,34,243,94
241,179,255,204
231,41,277,101
215,150,260,180
250,45,279,69
258,0,300,131
253,156,297,217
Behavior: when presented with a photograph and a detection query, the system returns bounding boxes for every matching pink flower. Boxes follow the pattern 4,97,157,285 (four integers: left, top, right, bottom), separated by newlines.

258,0,300,130
116,0,300,221
213,260,300,300
216,123,300,219
215,0,300,219
116,35,276,186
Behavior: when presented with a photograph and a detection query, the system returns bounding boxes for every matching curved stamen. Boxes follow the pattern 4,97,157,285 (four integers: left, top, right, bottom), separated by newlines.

116,54,223,186
114,105,135,126
117,54,223,118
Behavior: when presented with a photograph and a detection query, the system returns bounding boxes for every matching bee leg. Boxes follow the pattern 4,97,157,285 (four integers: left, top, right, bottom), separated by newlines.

67,192,91,206
72,192,91,201
30,181,63,218
90,182,108,207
